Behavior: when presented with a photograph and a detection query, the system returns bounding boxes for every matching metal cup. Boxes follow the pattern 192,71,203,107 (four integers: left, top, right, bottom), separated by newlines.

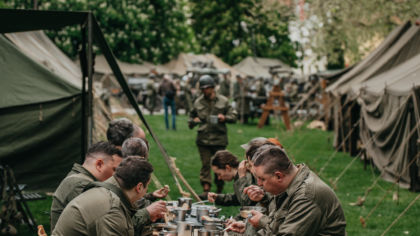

209,115,218,125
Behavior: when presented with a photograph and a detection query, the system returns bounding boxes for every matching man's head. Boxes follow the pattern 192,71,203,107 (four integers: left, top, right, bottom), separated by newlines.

199,75,215,98
107,118,146,147
211,150,239,181
122,137,149,159
253,145,295,195
114,156,153,200
83,141,123,181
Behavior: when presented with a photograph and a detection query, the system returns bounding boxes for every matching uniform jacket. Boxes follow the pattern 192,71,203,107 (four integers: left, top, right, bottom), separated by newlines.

189,93,237,146
50,163,97,231
52,176,137,236
257,165,346,236
215,172,255,206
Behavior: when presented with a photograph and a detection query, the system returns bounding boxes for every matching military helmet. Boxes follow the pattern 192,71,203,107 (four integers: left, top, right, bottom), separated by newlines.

199,75,215,89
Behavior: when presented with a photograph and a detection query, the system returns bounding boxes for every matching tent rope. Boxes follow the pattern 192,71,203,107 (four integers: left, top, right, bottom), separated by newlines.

359,150,420,226
380,194,420,236
319,118,361,176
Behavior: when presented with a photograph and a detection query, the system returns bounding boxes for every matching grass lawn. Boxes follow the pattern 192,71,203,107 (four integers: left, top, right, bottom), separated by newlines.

19,114,419,235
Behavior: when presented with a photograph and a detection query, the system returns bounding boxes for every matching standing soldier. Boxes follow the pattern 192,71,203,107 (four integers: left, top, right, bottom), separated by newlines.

188,75,237,194
233,75,251,124
218,71,231,98
145,74,158,115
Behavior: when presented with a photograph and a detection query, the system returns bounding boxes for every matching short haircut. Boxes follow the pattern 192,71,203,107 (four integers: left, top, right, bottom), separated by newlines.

247,141,274,162
211,150,239,169
115,156,153,189
122,138,149,159
107,118,135,146
253,145,292,175
85,141,122,161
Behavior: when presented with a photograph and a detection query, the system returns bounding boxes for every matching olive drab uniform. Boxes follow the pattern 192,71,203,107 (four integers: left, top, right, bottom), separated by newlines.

50,163,97,231
218,78,231,98
188,93,237,192
52,176,137,236
145,80,158,115
254,165,346,236
233,79,251,123
214,172,255,207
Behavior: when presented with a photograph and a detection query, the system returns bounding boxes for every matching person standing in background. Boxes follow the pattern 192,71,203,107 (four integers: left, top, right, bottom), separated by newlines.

159,74,177,130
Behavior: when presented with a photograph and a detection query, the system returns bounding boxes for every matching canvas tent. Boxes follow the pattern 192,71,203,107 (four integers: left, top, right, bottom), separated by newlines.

0,9,186,193
327,20,420,190
233,56,290,78
92,54,155,76
355,53,420,189
160,52,242,79
0,34,82,190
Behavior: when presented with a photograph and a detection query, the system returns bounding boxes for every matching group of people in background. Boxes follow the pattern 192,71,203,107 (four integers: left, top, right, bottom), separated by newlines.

141,70,323,129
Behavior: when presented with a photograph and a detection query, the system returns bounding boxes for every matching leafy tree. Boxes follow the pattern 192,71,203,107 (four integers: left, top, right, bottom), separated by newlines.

5,0,196,64
307,0,420,66
190,0,297,66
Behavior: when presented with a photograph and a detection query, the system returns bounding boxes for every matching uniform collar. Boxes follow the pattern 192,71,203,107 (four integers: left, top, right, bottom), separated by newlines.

105,176,137,215
72,163,97,181
284,164,309,197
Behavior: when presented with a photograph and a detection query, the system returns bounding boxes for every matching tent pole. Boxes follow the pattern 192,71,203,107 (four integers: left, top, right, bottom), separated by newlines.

80,21,88,161
87,12,94,146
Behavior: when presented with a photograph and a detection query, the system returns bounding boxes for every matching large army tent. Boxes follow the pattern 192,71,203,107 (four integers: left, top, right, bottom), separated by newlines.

160,53,242,79
355,54,420,189
0,9,186,193
327,20,420,190
233,56,290,78
0,34,82,190
92,54,155,76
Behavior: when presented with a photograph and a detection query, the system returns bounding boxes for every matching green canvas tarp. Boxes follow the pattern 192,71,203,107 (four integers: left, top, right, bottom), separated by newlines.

356,53,420,189
328,20,420,190
0,34,82,190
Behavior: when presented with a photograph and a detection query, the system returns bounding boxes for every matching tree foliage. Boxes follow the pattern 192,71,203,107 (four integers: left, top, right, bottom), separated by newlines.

5,0,196,64
3,0,297,66
189,0,297,66
307,0,420,66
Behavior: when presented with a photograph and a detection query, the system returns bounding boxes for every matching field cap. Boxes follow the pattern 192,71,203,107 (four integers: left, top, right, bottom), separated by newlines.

240,137,267,150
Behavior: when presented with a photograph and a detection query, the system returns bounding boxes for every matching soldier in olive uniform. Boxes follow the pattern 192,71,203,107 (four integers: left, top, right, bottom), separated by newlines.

207,150,255,207
218,72,231,98
189,75,237,193
50,142,122,231
52,157,166,236
233,75,251,124
229,145,346,235
145,74,159,115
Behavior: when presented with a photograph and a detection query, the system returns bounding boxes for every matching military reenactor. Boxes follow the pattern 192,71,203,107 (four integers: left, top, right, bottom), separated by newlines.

52,157,166,236
145,74,159,115
107,118,146,148
233,75,251,124
228,145,346,235
50,142,122,231
188,75,237,194
218,71,231,98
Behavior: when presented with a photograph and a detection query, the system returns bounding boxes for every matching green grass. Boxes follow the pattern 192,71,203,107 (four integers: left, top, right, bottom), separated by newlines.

18,114,420,235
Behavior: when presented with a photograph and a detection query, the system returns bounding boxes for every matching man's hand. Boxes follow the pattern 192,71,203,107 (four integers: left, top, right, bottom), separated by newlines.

152,185,170,199
146,200,167,222
217,113,225,122
207,192,217,203
227,221,246,233
248,210,263,228
243,185,264,202
238,160,247,178
193,117,201,123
